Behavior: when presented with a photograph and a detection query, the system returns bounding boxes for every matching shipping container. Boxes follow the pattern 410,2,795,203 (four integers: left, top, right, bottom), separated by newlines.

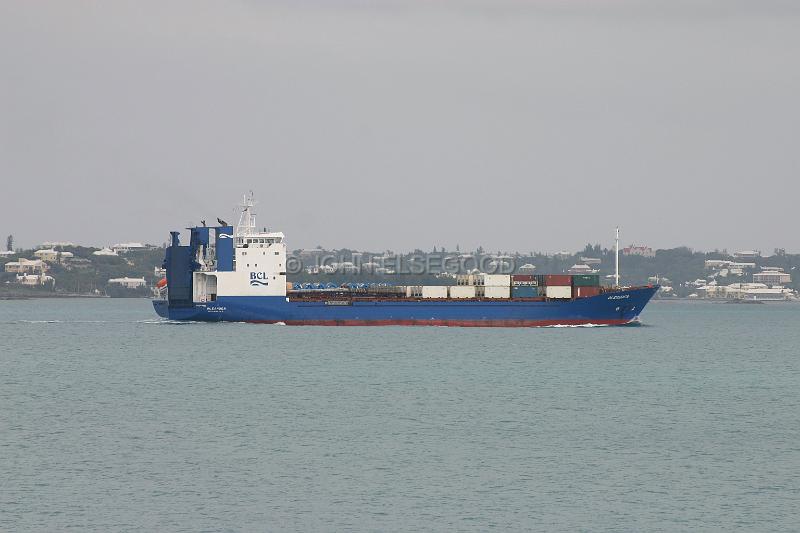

573,286,602,298
482,274,511,287
421,286,448,299
511,274,534,282
475,286,485,298
511,286,540,298
572,274,600,287
449,285,476,299
542,274,572,286
484,286,511,299
367,285,405,295
546,285,572,299
456,274,477,286
407,286,423,298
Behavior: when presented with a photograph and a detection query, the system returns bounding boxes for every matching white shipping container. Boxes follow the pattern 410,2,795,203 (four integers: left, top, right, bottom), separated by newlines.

484,286,511,299
546,285,572,299
449,286,477,299
456,274,476,286
421,286,448,299
482,274,511,287
407,286,423,298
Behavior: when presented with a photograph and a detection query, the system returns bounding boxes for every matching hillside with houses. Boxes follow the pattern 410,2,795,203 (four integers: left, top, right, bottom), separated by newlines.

1,234,797,300
0,238,164,297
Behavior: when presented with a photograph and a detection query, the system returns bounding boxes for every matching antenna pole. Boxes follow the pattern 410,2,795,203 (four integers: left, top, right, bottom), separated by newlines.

615,226,620,287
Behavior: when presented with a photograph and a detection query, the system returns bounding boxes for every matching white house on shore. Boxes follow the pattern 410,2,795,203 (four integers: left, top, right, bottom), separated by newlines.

92,247,118,257
702,283,795,301
40,241,75,249
753,269,791,285
15,273,54,286
108,277,147,289
734,250,761,260
112,242,146,254
568,264,599,274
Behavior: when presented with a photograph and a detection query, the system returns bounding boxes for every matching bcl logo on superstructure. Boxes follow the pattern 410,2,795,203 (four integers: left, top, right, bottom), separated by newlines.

250,272,269,286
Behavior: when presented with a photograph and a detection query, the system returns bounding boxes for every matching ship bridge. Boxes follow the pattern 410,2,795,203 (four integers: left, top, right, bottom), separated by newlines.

236,233,284,248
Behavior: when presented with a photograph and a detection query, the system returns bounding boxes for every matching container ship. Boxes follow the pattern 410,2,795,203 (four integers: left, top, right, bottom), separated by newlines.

153,195,658,326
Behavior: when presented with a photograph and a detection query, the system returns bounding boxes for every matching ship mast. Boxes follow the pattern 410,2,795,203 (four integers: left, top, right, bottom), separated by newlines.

615,226,620,288
236,191,257,237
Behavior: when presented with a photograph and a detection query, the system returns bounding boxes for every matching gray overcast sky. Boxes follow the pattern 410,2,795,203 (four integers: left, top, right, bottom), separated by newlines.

1,0,798,253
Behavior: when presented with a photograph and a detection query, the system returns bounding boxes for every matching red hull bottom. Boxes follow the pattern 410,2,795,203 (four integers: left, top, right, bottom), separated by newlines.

247,318,633,327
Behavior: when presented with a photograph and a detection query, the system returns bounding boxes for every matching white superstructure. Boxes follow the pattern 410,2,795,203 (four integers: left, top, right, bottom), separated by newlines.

193,192,287,302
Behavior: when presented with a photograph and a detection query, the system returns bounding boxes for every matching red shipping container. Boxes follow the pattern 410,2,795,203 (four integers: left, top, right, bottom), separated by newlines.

511,274,534,282
544,274,572,286
573,286,602,298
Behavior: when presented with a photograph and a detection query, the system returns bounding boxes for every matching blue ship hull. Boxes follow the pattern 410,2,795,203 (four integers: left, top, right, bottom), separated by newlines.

153,286,658,327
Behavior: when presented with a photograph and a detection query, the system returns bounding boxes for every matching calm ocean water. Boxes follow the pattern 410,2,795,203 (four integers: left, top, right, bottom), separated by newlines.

1,298,799,532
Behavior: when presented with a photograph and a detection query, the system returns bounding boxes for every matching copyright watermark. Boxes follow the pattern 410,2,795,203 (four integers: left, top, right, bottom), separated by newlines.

285,253,517,276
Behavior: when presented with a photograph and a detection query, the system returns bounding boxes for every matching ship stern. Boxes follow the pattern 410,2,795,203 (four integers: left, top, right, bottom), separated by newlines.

152,299,170,318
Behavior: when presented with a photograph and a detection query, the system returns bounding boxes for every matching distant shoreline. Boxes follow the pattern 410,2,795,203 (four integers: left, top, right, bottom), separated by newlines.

0,293,112,300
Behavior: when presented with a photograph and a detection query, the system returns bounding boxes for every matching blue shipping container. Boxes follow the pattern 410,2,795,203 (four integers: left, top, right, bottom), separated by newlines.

512,286,540,298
